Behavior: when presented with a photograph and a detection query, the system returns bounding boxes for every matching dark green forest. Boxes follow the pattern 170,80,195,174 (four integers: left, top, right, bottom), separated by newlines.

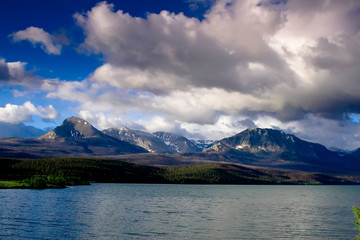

0,158,357,189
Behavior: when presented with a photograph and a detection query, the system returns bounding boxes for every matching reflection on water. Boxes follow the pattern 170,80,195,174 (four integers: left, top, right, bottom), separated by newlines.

0,184,359,239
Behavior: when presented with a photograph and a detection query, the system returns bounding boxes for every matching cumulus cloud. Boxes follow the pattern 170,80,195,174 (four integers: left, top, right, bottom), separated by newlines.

0,58,31,83
0,102,59,124
46,0,360,149
252,114,360,151
70,0,360,120
11,26,62,55
78,110,151,131
78,110,124,129
0,58,59,92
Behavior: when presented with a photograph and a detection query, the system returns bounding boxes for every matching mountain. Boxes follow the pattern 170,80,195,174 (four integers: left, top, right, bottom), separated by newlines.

205,128,347,171
103,127,174,153
0,122,45,138
0,117,147,158
37,117,147,153
342,148,360,167
190,139,216,150
103,127,203,153
1,119,359,173
153,132,202,153
37,117,106,141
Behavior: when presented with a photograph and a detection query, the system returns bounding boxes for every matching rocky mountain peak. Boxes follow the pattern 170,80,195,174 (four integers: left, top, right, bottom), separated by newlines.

102,127,170,153
35,117,148,154
37,116,104,140
207,128,304,154
153,132,202,153
190,139,216,150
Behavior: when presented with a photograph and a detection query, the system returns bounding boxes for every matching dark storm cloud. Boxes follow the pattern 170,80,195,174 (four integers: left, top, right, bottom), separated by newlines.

0,59,10,81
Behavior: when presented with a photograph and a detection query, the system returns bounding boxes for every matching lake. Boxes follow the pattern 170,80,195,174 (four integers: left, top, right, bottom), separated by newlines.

0,184,359,239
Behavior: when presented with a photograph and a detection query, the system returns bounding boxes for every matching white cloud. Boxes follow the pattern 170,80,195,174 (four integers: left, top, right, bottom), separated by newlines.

91,63,187,94
71,1,360,121
11,26,62,55
0,102,59,124
78,110,124,129
46,0,360,149
252,114,360,151
138,116,181,133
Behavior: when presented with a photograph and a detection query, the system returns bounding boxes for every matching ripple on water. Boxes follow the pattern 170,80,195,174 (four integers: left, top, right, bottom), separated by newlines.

0,185,359,239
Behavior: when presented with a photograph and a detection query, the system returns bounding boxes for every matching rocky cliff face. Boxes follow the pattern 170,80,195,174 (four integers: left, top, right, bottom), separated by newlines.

206,128,341,164
208,128,298,153
103,127,203,153
103,127,173,153
36,117,147,154
190,139,216,150
153,132,202,153
37,117,104,141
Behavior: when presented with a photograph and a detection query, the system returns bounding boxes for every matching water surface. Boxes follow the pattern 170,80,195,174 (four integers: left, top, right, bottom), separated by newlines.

0,184,359,239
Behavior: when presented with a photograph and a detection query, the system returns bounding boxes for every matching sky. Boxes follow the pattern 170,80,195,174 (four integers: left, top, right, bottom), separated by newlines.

1,0,360,151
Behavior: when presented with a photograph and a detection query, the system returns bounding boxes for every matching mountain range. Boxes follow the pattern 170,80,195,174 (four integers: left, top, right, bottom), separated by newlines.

0,117,147,158
103,127,202,153
0,116,359,173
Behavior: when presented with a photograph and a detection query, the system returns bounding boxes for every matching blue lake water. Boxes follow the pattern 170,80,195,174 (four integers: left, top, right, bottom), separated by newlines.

0,184,359,239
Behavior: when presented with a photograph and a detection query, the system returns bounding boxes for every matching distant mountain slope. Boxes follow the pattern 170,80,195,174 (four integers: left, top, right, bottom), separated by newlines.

190,139,216,150
205,128,347,171
153,132,202,153
103,127,174,153
0,123,45,138
342,148,360,168
103,128,204,153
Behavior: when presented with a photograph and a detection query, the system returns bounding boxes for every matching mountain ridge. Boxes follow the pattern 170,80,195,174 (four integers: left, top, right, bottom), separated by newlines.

0,117,359,173
103,127,175,153
153,131,202,153
203,128,354,172
0,117,148,157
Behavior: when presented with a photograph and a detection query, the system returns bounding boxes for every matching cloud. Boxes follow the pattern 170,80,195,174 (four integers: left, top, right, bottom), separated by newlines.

77,110,151,131
46,0,360,149
0,58,31,83
11,26,62,55
71,0,360,121
0,59,10,80
0,58,58,92
138,116,182,134
78,110,124,129
252,114,360,151
0,102,59,124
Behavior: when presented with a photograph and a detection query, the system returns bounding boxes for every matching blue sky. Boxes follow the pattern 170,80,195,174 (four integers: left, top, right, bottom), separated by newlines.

0,0,210,80
1,0,360,150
